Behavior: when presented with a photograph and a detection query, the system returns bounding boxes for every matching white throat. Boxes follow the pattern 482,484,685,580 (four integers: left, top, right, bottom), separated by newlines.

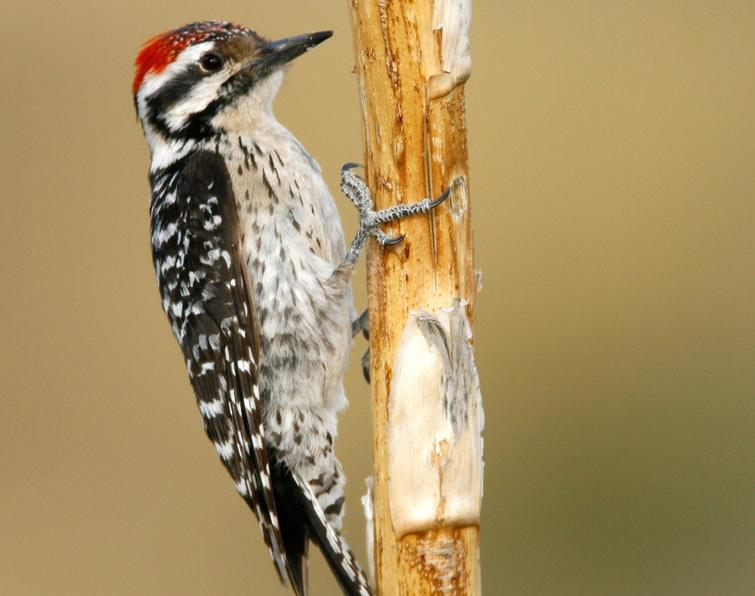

211,70,284,134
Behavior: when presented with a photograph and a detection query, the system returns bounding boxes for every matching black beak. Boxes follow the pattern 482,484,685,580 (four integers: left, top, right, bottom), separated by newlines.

253,31,333,73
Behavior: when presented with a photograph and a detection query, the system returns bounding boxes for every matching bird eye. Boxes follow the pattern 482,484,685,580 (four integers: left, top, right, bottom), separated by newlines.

199,52,224,72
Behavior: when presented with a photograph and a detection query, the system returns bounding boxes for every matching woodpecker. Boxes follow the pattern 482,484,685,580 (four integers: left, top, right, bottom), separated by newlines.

133,21,447,596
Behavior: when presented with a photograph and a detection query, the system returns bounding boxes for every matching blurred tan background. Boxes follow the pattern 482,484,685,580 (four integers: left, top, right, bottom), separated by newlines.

1,1,753,594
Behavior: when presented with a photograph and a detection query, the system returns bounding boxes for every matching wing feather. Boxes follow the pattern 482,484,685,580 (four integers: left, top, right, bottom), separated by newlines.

150,150,288,583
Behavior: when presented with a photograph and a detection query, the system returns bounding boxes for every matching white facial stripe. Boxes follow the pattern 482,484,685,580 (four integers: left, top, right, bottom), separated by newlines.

138,42,215,99
164,72,228,131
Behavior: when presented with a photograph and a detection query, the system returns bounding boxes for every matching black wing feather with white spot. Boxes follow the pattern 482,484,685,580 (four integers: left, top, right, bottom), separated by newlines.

149,150,288,583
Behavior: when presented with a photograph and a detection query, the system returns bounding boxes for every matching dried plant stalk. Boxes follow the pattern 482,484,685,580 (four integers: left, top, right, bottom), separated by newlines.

348,0,481,593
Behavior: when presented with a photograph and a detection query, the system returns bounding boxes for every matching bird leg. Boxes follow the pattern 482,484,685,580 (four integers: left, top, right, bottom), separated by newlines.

339,163,450,268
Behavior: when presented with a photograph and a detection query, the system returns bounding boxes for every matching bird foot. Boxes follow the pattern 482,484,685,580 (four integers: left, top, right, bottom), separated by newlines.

339,163,449,267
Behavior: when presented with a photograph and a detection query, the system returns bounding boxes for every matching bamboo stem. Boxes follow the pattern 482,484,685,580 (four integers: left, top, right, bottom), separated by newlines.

348,1,481,593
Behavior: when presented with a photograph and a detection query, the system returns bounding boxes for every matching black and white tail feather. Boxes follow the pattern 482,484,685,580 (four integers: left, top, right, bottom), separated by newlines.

149,149,370,595
271,453,372,596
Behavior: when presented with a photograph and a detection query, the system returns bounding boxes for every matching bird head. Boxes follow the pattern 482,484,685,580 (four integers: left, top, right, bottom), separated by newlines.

133,21,331,163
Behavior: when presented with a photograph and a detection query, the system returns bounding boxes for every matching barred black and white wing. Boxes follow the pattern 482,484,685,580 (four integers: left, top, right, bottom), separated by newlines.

149,150,288,582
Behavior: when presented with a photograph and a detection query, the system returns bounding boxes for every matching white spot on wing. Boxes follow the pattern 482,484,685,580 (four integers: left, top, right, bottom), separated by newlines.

234,479,248,496
199,397,224,417
214,440,234,460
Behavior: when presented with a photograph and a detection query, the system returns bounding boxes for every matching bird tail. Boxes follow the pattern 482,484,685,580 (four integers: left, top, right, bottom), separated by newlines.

270,457,372,596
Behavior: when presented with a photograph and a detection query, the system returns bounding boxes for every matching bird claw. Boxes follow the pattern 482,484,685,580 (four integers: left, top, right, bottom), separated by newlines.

376,231,406,247
351,309,370,339
361,348,370,384
429,187,451,208
341,162,364,172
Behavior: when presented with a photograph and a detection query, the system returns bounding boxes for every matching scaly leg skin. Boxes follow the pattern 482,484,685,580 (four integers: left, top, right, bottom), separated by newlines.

339,163,450,268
